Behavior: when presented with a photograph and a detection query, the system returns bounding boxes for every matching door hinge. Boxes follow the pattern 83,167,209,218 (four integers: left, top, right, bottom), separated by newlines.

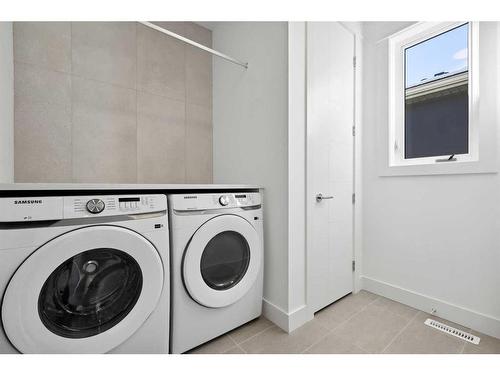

352,260,356,272
352,126,355,137
352,193,355,204
353,56,357,68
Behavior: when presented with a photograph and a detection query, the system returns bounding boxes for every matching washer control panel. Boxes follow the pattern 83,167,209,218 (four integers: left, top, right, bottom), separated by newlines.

169,192,261,212
65,195,166,219
0,194,167,222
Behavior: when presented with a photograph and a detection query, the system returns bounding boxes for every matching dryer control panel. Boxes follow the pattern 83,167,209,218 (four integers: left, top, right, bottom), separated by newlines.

169,192,261,212
0,194,167,222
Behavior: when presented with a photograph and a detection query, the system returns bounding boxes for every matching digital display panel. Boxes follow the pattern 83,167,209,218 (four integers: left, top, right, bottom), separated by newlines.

118,197,140,202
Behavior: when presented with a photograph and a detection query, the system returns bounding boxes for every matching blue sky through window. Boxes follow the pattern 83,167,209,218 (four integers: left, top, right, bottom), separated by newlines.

405,23,469,88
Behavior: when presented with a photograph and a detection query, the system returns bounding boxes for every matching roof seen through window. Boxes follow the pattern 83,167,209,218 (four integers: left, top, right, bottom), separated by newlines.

405,23,469,88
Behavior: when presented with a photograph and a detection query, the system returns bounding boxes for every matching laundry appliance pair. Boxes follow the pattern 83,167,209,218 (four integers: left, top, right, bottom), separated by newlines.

0,190,263,354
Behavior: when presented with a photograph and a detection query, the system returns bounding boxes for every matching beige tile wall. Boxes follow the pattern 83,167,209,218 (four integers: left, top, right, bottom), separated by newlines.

13,21,213,183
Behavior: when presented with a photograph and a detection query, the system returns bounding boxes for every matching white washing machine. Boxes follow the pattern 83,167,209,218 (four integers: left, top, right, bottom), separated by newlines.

168,192,264,354
0,194,169,354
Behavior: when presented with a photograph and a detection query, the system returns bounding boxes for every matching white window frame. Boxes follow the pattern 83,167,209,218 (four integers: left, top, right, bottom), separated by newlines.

388,22,479,167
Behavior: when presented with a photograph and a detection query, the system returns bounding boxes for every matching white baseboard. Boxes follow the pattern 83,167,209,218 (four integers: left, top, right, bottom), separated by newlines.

262,299,313,333
288,304,314,332
262,299,288,331
362,276,500,340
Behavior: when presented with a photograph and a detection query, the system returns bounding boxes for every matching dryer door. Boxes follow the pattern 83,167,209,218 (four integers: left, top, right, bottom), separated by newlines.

2,226,164,353
183,214,262,308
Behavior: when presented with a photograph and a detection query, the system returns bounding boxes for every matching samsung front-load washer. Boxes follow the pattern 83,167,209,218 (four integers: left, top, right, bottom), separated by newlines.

0,194,169,354
168,192,264,354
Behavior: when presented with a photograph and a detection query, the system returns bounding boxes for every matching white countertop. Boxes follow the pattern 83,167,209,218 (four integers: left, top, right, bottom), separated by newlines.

0,183,261,192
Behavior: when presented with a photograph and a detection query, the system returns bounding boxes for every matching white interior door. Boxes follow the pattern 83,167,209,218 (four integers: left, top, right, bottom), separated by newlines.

307,22,355,313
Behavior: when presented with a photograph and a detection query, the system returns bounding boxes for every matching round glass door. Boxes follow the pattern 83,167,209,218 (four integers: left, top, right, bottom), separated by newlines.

38,248,143,339
200,231,250,291
183,215,262,308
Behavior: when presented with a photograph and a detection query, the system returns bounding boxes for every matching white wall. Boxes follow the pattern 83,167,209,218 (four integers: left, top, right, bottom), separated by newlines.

211,22,290,323
0,22,14,183
361,22,500,338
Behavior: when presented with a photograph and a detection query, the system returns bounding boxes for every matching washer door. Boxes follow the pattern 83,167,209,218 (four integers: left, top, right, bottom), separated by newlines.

2,226,164,354
183,215,262,308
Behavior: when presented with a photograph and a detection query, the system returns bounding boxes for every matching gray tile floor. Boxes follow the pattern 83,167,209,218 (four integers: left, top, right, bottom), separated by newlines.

188,291,500,354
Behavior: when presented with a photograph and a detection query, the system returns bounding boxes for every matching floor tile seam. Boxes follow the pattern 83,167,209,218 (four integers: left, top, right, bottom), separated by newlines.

309,295,384,353
240,294,388,354
379,302,420,321
352,344,368,354
235,343,248,354
459,341,466,354
329,295,383,335
299,327,335,354
220,334,245,354
234,325,276,347
379,310,420,354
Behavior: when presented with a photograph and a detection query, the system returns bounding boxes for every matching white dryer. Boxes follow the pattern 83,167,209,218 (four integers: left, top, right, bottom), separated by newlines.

168,192,264,354
0,194,169,354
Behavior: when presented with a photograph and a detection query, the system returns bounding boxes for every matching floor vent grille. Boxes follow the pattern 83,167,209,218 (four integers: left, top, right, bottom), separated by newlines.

424,318,480,345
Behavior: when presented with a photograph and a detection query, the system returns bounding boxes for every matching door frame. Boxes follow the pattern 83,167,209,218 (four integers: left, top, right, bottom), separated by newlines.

305,22,361,318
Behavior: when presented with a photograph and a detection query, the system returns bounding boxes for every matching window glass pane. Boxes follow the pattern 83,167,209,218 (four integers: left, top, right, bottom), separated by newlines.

404,23,469,159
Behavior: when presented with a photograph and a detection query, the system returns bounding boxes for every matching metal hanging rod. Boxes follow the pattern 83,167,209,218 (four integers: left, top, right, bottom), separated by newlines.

139,21,248,69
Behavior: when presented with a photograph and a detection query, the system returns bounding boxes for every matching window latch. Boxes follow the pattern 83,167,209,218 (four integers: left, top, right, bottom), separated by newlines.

435,154,457,163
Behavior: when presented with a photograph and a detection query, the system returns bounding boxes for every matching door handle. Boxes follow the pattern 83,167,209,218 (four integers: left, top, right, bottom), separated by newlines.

316,193,334,202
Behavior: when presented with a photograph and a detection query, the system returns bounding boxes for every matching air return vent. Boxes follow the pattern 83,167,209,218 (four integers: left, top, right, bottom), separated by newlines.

424,318,480,345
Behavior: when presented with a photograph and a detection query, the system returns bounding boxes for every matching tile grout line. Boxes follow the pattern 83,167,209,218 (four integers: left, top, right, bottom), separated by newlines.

70,22,74,182
460,341,466,354
234,324,275,347
380,311,420,354
301,294,383,353
14,59,135,92
225,333,246,354
300,326,335,354
14,59,188,104
374,297,422,320
135,22,139,183
329,295,383,333
183,23,188,183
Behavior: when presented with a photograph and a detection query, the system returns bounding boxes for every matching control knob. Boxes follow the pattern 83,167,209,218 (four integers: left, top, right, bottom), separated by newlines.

86,199,105,214
219,195,230,206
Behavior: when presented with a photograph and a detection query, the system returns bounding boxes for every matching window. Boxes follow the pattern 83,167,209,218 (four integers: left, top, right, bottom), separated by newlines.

388,22,479,167
405,24,469,159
